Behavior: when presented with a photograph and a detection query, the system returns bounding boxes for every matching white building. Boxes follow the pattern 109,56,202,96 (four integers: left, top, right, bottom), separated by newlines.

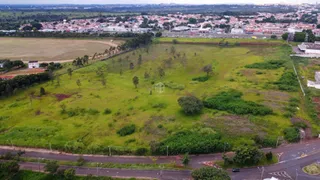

231,28,244,34
298,42,320,54
28,61,39,69
307,72,320,89
0,62,4,68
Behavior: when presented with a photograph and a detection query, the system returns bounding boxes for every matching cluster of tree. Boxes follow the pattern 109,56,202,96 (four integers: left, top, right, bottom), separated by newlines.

0,72,50,97
120,33,153,50
0,161,20,179
204,89,273,116
72,55,89,67
223,146,272,166
39,62,62,71
152,131,227,155
0,31,141,38
245,60,286,69
192,167,231,180
255,15,298,23
275,71,299,92
300,13,318,24
0,59,25,71
22,21,43,31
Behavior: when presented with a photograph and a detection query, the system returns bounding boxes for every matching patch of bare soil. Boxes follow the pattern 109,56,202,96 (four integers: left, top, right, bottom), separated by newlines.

262,90,290,102
54,94,72,101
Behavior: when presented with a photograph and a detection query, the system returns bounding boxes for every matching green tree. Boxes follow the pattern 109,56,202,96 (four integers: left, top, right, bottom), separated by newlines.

182,153,190,167
294,32,306,42
266,151,273,161
233,146,263,165
271,35,277,39
178,96,203,115
40,87,46,96
155,32,162,37
76,79,81,89
76,156,86,166
44,161,59,174
64,168,76,179
158,67,165,78
202,64,213,77
0,161,19,178
67,68,73,79
132,76,139,88
282,33,289,40
188,18,197,24
138,54,142,66
191,167,230,180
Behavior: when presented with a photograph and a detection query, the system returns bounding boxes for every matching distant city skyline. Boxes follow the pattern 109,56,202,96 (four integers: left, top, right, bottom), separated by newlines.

0,0,320,5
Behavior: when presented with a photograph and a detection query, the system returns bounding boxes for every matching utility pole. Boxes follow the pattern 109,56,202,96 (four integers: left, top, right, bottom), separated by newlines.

108,146,111,156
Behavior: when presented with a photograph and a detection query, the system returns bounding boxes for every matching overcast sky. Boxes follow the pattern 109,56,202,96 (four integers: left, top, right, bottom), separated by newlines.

0,0,319,4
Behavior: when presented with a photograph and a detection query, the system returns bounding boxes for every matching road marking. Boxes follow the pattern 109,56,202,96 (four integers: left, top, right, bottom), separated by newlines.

269,171,292,179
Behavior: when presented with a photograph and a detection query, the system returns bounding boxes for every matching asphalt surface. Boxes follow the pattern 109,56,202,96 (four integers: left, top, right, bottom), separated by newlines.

1,139,320,180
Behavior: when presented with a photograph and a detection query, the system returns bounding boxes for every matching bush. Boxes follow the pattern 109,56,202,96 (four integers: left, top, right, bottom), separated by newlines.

283,127,300,142
266,151,273,161
178,96,204,115
117,124,136,136
155,32,162,37
292,122,307,129
152,131,224,155
76,156,85,166
135,147,148,155
103,108,112,114
172,39,178,44
275,71,299,92
271,35,277,39
164,81,185,90
44,161,59,174
192,76,209,82
204,89,272,116
192,167,231,180
245,60,286,69
233,146,263,165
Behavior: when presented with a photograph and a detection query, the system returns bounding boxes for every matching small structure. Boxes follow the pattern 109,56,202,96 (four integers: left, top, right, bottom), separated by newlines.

0,62,4,68
298,42,320,54
307,72,320,89
154,82,165,94
28,61,39,69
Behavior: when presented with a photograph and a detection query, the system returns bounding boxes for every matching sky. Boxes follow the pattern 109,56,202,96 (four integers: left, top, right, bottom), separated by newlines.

0,0,319,4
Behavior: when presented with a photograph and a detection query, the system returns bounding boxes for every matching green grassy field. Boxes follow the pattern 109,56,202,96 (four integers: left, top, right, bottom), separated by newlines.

0,42,312,154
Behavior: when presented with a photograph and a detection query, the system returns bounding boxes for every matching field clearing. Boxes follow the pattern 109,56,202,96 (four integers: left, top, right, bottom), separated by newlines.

0,43,311,154
0,38,124,62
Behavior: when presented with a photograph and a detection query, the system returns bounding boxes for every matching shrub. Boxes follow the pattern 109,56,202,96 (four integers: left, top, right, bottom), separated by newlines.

152,131,224,155
135,147,148,156
233,146,263,165
292,122,307,129
164,81,185,90
192,167,231,180
275,71,299,92
152,103,167,109
204,89,272,116
245,60,286,69
172,39,178,44
283,127,300,142
40,87,46,96
192,76,209,82
103,108,112,114
44,161,59,174
87,108,99,115
117,124,136,136
178,96,203,115
266,151,273,161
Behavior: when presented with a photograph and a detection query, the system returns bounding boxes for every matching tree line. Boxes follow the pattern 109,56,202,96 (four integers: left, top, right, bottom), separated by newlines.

0,59,25,71
0,72,50,97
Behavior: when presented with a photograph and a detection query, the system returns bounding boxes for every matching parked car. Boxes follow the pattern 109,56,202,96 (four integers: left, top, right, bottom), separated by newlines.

232,168,240,172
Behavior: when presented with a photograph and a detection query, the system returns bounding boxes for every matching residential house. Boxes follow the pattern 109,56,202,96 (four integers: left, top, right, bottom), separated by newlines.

28,61,39,69
298,42,320,54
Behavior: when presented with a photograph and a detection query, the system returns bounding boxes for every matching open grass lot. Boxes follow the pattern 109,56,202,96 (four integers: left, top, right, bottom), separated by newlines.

0,38,123,62
0,42,314,154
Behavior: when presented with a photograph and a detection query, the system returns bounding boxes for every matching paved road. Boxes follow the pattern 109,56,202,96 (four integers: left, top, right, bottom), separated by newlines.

1,139,320,179
19,161,191,180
